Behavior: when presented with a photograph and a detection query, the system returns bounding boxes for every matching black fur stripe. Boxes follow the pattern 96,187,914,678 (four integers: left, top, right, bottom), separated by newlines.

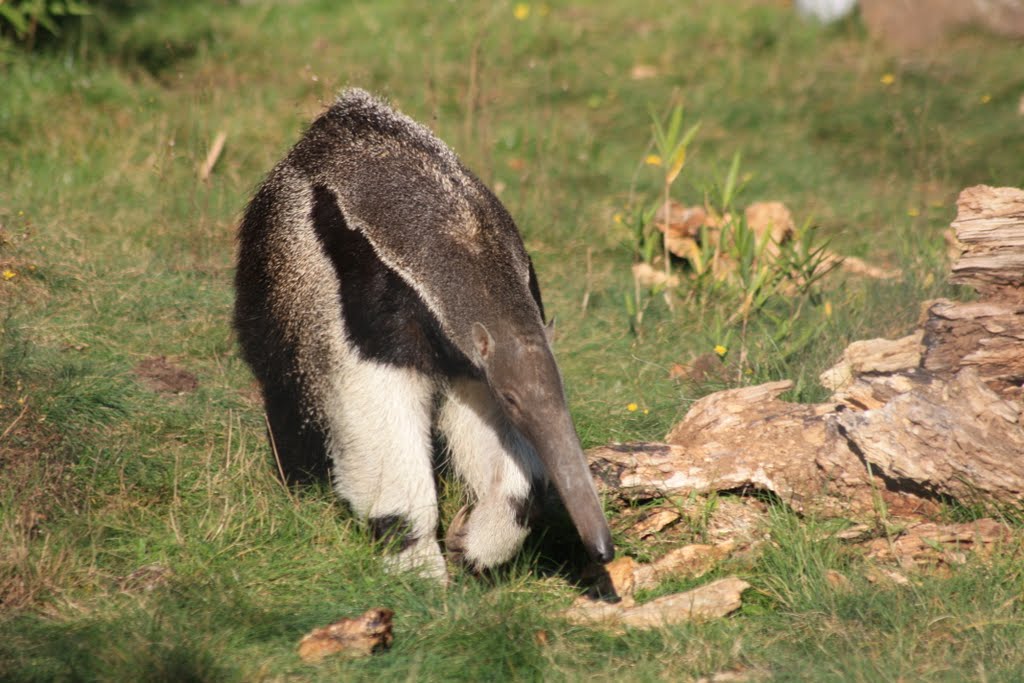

309,184,477,379
368,514,417,552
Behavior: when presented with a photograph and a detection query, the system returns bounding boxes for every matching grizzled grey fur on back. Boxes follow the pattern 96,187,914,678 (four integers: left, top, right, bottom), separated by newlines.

282,89,541,353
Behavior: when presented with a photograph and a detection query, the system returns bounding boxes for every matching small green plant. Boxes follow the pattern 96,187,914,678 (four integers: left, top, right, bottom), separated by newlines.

649,102,701,295
0,0,90,46
623,106,835,376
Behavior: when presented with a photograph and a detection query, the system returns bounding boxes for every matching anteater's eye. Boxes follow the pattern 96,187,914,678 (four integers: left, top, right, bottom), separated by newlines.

503,392,520,410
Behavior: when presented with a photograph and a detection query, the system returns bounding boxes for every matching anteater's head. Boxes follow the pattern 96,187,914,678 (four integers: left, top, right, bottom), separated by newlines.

470,321,615,565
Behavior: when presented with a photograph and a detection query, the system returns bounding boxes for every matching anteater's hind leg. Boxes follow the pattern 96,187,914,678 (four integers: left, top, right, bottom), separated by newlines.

438,378,545,571
325,358,445,580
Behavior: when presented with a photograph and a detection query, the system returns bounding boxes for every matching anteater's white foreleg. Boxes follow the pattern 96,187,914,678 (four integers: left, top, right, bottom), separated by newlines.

325,359,445,580
438,378,545,570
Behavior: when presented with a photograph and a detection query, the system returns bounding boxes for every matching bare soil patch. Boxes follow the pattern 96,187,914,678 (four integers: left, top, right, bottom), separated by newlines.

133,356,199,395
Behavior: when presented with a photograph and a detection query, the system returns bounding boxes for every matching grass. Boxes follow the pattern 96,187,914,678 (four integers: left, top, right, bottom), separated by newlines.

2,0,1024,680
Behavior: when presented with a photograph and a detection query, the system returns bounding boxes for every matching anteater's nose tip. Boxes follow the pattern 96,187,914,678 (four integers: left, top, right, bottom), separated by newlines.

589,538,615,565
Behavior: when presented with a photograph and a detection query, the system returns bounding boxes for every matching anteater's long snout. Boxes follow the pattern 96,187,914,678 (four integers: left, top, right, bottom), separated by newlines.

535,424,615,565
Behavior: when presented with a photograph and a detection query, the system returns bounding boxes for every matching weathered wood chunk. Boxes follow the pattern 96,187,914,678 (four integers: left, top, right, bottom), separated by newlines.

297,608,394,663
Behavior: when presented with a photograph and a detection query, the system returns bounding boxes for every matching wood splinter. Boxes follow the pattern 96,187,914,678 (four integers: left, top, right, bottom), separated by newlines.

198,130,227,180
297,608,394,663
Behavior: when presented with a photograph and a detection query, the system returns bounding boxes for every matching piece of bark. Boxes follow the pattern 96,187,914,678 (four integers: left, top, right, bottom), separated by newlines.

587,556,639,599
819,252,902,280
920,299,1024,399
564,577,749,628
695,669,767,683
655,201,707,240
297,608,394,663
828,372,929,412
198,131,227,181
836,369,1024,503
744,201,794,255
653,201,711,262
630,64,658,80
949,185,1024,298
591,368,1024,517
588,543,736,600
628,507,682,539
632,262,680,289
915,185,1024,399
592,381,881,516
825,570,853,592
820,332,925,392
864,567,910,586
864,518,1010,566
632,543,735,592
835,523,873,541
650,199,896,283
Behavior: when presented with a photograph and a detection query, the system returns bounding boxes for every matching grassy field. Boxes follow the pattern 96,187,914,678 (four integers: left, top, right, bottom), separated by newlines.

2,1,1024,680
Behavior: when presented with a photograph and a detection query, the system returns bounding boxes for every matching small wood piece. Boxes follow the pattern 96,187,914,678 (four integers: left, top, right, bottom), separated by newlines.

564,577,749,628
820,332,924,392
627,507,682,539
297,608,394,663
586,542,736,600
864,518,1011,565
198,130,227,181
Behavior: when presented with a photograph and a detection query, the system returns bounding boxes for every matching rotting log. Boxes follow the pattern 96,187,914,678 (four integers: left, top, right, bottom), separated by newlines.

589,186,1024,518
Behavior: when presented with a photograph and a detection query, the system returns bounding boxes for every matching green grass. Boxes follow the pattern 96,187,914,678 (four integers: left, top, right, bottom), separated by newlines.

2,1,1024,680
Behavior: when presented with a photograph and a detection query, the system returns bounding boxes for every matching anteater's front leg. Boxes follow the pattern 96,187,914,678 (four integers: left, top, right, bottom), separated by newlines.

438,378,545,571
325,358,445,580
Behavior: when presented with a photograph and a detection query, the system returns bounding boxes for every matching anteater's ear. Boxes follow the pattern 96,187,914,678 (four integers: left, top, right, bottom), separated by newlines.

471,322,495,365
544,316,557,346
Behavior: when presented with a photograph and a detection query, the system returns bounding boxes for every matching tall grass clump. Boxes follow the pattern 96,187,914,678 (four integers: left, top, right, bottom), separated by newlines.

622,103,835,386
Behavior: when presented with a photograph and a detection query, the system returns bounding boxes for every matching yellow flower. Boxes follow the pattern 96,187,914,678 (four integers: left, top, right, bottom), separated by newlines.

513,3,530,20
980,94,991,104
2,270,15,281
907,207,920,217
626,402,638,412
880,73,895,86
613,212,624,224
824,301,833,318
714,344,727,357
642,408,650,415
644,154,662,166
